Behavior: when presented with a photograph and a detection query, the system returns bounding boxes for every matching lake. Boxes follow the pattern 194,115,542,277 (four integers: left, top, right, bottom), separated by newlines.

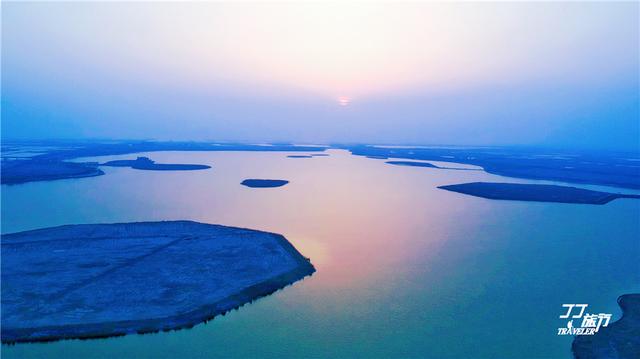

2,149,639,358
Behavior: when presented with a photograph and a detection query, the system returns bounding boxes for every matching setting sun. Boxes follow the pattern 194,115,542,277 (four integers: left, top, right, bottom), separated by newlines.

338,96,351,106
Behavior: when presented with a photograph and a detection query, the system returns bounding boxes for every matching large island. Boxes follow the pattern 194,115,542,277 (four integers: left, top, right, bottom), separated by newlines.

1,221,315,343
438,182,640,205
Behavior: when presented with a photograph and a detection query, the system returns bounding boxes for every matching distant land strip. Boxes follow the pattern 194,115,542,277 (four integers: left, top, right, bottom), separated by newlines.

2,141,639,189
346,145,640,189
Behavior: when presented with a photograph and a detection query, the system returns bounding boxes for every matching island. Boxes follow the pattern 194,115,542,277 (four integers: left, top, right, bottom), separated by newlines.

101,157,210,171
241,179,289,188
386,161,438,168
385,160,478,171
572,294,640,359
1,221,315,343
437,182,640,205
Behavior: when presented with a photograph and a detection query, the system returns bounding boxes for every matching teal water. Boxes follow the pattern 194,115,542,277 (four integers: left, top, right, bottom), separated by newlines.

2,150,639,358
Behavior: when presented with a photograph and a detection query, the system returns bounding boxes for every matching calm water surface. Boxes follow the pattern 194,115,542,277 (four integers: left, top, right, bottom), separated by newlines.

2,150,639,358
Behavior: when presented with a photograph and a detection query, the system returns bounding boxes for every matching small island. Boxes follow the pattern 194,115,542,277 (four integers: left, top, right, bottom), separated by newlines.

438,182,640,205
572,294,640,359
1,221,314,343
241,179,289,188
101,157,210,171
386,161,438,168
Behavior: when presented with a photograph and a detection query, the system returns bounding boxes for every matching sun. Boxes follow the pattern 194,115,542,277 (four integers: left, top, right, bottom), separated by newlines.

338,96,351,106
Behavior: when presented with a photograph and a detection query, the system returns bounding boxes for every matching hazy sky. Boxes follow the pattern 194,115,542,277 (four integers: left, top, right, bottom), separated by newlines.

2,2,638,150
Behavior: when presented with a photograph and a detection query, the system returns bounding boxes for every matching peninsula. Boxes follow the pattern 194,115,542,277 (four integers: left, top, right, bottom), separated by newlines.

1,221,315,343
1,160,104,185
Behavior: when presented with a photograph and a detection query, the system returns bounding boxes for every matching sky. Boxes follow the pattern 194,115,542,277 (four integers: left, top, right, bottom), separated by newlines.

2,1,639,151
